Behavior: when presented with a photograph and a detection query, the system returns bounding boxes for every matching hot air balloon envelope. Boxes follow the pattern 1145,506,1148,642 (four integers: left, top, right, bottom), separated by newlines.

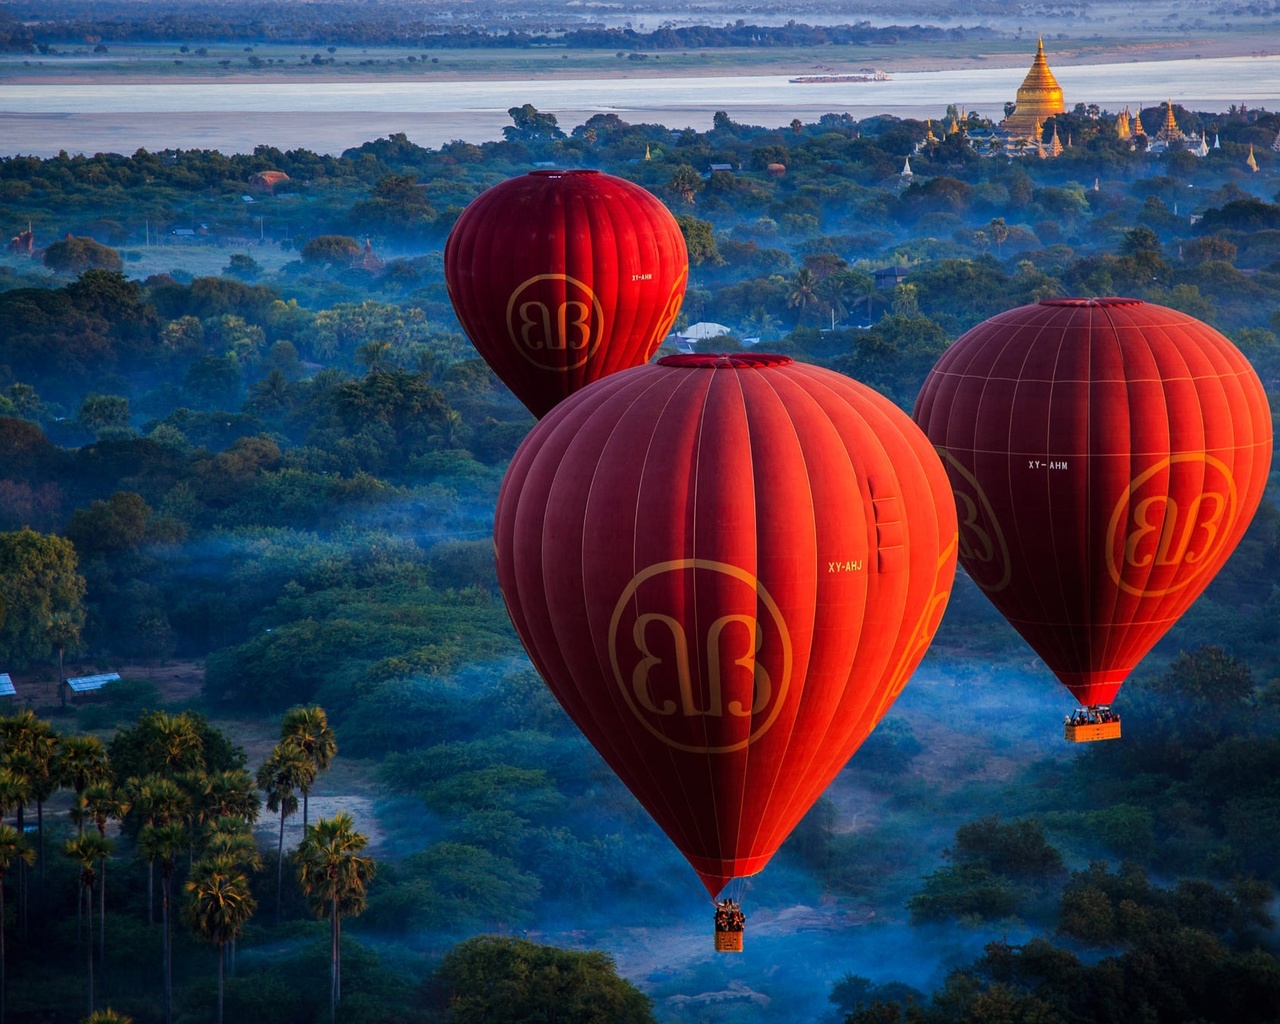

445,169,688,417
914,298,1272,711
496,353,958,895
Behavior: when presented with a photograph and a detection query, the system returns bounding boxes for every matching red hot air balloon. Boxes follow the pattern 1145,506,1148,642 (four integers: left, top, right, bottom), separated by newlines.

495,353,958,898
444,169,688,418
914,298,1273,740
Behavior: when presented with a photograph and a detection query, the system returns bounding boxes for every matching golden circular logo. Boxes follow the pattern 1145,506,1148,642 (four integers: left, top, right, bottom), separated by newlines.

1105,453,1239,597
937,448,1012,593
646,264,689,349
607,559,793,754
505,273,605,371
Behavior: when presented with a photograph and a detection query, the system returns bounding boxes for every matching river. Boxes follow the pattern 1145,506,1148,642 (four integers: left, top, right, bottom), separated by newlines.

3,54,1278,157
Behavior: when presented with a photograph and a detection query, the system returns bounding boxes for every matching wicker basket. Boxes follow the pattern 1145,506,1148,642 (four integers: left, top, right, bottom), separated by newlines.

714,930,744,953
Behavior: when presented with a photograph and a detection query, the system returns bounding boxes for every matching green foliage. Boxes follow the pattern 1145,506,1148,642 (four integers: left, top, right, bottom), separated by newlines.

908,817,1063,924
43,237,123,274
0,527,86,670
300,235,361,265
109,710,245,786
433,936,656,1024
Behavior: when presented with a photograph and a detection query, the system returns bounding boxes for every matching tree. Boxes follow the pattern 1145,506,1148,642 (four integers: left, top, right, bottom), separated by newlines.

0,529,86,671
76,394,130,437
80,1013,132,1024
256,743,314,925
667,164,702,205
281,706,337,831
63,832,112,1018
435,936,657,1024
788,268,820,317
354,339,396,374
673,214,723,266
55,736,111,835
183,857,255,1024
0,710,57,925
43,238,123,274
0,826,34,1024
989,217,1010,258
300,235,360,266
503,104,565,142
224,253,260,281
295,813,375,1024
127,776,188,926
82,783,128,975
136,822,187,1024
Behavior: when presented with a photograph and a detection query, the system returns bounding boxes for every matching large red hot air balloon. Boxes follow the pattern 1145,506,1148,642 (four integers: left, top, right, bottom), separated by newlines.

495,353,958,897
914,298,1272,738
444,169,688,418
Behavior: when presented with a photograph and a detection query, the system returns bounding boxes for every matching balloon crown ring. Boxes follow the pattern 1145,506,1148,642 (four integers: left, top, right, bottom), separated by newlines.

1038,296,1143,308
659,353,793,370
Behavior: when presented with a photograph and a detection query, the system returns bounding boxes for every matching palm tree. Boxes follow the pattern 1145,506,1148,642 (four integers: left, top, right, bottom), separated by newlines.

82,783,129,976
295,813,376,1024
203,769,260,826
354,339,395,373
255,744,314,925
787,268,820,317
55,736,111,835
64,833,112,1017
145,713,205,775
183,857,256,1024
0,711,58,915
247,368,293,415
201,817,262,979
80,1011,132,1024
0,770,30,829
127,776,188,926
280,706,337,831
137,822,186,1024
46,610,82,712
0,825,35,1024
740,306,781,342
990,217,1010,258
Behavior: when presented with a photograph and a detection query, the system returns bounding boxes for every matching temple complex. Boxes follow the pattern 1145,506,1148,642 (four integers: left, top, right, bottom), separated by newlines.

1001,38,1066,138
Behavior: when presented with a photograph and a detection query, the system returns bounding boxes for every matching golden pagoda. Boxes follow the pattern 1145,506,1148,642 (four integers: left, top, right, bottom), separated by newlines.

1155,100,1184,144
1002,37,1066,137
1116,107,1131,140
1049,124,1064,157
1132,108,1146,136
1247,145,1258,172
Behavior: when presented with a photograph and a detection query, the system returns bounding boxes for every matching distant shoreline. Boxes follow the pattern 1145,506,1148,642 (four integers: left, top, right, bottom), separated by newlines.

1,32,1276,86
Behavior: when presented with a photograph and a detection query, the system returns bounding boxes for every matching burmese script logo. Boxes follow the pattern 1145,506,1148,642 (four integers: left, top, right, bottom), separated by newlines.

1106,453,1239,597
607,559,793,754
938,449,1012,593
505,273,605,370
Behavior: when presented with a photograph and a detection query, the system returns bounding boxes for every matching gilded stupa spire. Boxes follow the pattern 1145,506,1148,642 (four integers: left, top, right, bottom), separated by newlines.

1247,145,1258,172
1001,36,1067,137
1156,99,1184,143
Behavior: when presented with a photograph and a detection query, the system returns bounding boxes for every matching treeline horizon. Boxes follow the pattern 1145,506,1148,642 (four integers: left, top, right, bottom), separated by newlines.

0,5,1004,54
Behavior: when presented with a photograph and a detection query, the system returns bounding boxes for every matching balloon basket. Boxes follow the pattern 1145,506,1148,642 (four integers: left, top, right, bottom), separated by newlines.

714,930,744,953
1064,708,1121,743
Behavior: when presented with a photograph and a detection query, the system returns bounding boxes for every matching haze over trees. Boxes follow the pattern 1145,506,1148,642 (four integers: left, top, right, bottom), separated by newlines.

0,63,1279,1021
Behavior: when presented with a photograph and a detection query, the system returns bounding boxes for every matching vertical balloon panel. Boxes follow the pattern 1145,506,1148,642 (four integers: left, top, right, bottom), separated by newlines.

497,354,958,895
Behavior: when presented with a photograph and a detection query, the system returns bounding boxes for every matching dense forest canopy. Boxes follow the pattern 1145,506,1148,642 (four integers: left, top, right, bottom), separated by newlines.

1,85,1279,1022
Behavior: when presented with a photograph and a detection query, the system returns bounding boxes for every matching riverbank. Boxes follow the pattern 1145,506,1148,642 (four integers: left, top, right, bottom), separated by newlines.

5,50,1278,159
